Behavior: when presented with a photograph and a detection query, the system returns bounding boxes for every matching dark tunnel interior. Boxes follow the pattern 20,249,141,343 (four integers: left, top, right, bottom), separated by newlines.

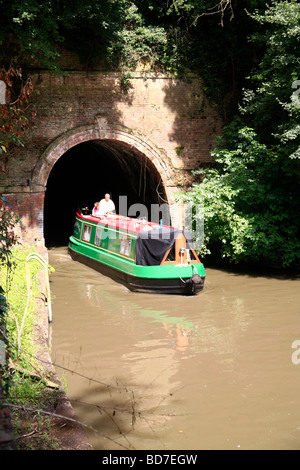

44,139,168,246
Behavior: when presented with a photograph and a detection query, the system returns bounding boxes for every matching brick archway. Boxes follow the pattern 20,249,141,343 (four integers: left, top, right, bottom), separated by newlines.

32,121,172,194
3,122,175,244
29,120,175,245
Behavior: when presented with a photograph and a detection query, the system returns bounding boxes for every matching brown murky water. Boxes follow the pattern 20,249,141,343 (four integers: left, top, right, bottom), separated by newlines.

48,247,300,450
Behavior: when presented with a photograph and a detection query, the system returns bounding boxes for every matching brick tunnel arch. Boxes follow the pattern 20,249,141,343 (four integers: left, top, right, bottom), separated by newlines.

32,124,171,246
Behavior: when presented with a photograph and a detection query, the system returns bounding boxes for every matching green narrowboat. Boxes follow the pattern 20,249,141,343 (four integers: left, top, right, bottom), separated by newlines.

68,211,205,295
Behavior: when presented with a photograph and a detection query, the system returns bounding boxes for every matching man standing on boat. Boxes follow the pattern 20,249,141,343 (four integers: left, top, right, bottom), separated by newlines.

99,193,115,215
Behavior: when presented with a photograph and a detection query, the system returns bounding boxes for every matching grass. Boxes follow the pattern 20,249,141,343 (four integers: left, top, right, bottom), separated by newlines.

8,373,60,450
0,245,61,450
1,246,43,364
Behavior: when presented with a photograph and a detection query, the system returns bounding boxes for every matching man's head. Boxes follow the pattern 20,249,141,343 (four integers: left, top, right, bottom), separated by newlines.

105,193,110,201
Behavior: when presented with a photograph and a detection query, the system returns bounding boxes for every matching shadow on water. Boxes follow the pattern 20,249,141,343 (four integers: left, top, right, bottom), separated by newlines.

203,251,300,281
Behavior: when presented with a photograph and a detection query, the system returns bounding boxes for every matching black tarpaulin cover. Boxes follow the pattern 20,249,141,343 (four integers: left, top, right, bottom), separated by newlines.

135,227,194,266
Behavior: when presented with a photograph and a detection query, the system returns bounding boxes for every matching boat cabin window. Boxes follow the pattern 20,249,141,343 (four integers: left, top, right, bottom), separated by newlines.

186,242,197,261
82,224,92,242
94,227,102,246
120,236,132,257
165,243,176,262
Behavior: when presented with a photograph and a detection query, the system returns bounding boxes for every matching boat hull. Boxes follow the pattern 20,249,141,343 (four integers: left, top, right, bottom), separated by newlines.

68,246,205,295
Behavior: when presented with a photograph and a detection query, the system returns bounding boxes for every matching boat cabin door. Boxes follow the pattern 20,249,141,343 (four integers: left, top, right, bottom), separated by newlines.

160,232,200,265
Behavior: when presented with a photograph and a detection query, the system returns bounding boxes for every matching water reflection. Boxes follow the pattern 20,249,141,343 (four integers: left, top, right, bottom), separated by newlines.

82,275,250,363
49,247,300,450
86,281,196,353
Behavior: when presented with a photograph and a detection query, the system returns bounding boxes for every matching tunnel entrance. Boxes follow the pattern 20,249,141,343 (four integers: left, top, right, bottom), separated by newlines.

44,139,168,247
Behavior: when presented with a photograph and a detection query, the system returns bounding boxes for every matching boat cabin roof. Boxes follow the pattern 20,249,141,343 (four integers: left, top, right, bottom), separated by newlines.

77,211,173,235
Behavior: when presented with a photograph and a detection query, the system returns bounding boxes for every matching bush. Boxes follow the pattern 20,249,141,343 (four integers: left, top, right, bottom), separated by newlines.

177,119,300,267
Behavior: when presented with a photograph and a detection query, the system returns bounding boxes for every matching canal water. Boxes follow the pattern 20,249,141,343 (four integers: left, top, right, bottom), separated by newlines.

48,246,300,450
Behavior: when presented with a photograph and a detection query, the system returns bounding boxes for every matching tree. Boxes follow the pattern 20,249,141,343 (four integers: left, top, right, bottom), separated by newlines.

0,0,128,70
0,1,243,79
177,1,300,268
241,0,300,157
0,64,35,174
178,118,300,267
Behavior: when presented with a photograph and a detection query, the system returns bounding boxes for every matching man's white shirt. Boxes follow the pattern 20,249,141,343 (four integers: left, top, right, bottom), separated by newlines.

99,198,115,214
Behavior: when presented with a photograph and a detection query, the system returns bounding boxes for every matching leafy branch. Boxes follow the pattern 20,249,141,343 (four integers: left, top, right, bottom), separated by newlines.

0,64,35,174
190,0,234,27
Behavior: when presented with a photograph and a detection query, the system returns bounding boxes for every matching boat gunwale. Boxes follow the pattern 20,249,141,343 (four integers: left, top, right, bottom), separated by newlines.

69,235,206,278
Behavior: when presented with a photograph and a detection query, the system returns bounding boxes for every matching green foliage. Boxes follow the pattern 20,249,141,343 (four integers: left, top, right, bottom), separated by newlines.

0,0,62,70
0,0,267,120
107,3,169,71
0,208,19,391
0,0,246,80
0,246,44,367
0,285,7,325
0,215,58,450
0,208,19,268
175,1,300,268
0,0,299,270
0,65,35,173
0,0,126,70
241,0,300,156
178,118,300,267
9,372,60,450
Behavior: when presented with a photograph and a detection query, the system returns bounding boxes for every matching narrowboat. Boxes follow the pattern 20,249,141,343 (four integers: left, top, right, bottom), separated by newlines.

68,211,205,295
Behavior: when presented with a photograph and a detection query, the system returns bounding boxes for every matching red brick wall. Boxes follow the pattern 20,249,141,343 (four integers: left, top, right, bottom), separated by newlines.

2,192,45,244
0,71,222,242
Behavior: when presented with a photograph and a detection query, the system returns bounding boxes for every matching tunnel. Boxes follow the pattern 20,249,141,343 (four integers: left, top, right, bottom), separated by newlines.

44,139,168,247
